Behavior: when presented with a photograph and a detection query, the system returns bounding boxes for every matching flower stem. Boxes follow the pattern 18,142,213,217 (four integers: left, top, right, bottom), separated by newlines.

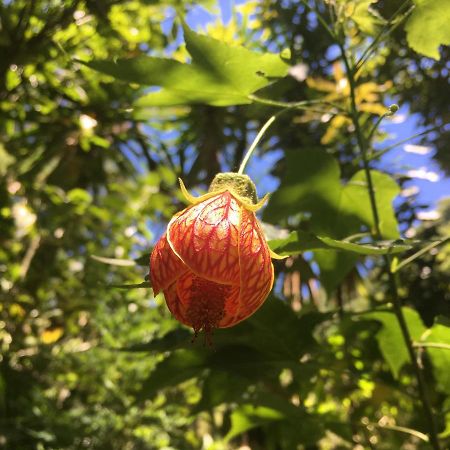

239,92,348,175
238,104,300,175
237,114,277,175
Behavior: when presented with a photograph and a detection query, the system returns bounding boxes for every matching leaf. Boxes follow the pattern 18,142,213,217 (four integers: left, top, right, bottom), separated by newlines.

362,308,426,378
225,392,325,444
318,236,410,254
140,349,208,398
340,170,400,240
405,0,450,60
264,149,341,228
269,230,412,256
40,327,64,344
314,250,359,294
265,149,400,292
134,252,151,266
269,230,327,254
350,0,386,35
423,321,450,394
194,370,249,413
83,22,289,107
226,404,285,441
264,149,400,239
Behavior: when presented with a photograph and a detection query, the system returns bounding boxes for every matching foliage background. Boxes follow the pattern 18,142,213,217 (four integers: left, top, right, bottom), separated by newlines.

0,1,449,449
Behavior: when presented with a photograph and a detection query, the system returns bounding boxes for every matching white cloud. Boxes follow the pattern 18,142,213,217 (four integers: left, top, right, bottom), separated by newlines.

417,210,440,221
406,168,439,182
404,144,433,155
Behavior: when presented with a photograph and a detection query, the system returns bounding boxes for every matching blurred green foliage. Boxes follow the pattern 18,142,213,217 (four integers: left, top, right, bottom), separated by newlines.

0,1,449,449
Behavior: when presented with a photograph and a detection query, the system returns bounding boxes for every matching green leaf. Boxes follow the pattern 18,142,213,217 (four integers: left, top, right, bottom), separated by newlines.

405,0,450,60
225,391,325,444
264,149,341,228
340,170,400,240
351,0,386,35
226,404,285,441
264,149,400,239
314,250,359,294
423,320,450,394
194,370,249,413
83,22,289,107
269,230,327,254
269,230,411,256
318,236,410,254
362,307,426,378
140,349,207,398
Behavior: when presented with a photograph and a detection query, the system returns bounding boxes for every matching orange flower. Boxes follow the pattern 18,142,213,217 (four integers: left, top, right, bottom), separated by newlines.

150,173,282,337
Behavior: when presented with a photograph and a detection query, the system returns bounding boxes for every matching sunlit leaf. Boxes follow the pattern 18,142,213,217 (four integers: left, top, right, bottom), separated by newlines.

405,0,450,60
83,22,289,107
362,308,426,378
423,319,450,394
41,327,64,344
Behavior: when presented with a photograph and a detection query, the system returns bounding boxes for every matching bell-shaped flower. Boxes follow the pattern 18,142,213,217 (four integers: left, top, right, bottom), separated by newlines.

150,173,282,336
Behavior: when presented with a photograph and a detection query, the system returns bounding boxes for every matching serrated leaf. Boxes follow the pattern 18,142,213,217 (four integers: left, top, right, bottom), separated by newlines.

351,0,386,35
83,22,289,107
405,0,450,60
362,308,426,378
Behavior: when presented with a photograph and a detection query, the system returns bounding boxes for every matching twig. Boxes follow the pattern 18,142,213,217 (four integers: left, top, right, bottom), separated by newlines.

413,342,450,351
391,237,449,273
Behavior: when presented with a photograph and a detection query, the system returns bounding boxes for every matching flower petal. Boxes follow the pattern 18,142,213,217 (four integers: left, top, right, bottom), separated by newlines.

150,233,188,295
167,192,241,284
164,271,240,332
223,208,274,326
163,282,187,326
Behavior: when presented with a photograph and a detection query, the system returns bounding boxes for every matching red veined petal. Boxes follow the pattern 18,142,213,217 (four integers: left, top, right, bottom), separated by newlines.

163,282,187,326
166,271,240,333
150,233,188,295
167,192,241,285
221,208,274,327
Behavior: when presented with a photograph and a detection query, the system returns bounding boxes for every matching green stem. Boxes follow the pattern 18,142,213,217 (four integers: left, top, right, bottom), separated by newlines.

237,113,278,175
298,0,336,42
354,0,414,73
338,40,442,450
368,422,429,443
248,94,346,114
413,342,450,351
364,125,442,163
239,92,344,175
392,237,450,273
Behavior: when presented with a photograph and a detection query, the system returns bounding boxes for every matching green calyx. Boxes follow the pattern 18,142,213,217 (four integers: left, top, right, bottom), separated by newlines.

209,172,258,204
